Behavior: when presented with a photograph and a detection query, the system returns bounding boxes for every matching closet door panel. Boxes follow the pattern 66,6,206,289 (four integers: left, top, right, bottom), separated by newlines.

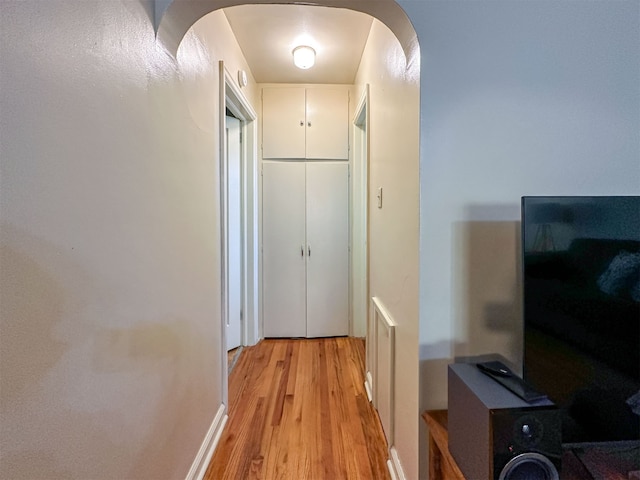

262,87,306,159
305,88,349,160
262,162,307,337
305,162,349,337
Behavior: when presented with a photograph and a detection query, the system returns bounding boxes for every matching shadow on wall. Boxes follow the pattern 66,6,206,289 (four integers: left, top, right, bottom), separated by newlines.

452,204,523,373
138,0,155,25
417,204,523,413
0,224,209,479
419,205,523,479
0,234,69,405
1,225,93,478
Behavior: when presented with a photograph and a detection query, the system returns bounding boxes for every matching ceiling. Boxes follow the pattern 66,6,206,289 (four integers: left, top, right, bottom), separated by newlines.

223,4,374,85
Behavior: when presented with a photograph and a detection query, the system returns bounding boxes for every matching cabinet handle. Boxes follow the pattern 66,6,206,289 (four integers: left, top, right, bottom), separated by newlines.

301,245,304,257
307,121,311,127
300,120,304,127
308,245,311,257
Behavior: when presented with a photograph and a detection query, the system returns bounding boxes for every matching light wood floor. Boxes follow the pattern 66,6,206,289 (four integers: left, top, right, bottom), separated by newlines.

206,337,390,480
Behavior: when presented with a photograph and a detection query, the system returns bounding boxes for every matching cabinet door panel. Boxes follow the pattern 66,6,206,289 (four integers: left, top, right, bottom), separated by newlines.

305,162,349,337
262,162,307,337
262,87,306,159
306,88,349,160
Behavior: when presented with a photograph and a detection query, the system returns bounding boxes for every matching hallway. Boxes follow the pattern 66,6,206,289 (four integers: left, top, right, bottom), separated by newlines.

206,338,390,479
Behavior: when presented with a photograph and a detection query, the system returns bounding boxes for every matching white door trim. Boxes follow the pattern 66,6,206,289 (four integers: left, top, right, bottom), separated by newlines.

352,84,370,335
219,61,258,407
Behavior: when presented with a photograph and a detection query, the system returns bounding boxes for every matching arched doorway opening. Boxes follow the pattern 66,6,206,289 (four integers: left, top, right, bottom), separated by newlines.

155,0,419,68
161,2,421,478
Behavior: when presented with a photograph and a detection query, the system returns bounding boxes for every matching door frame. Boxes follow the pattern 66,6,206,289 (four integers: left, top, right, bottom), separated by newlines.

353,85,371,396
219,62,259,403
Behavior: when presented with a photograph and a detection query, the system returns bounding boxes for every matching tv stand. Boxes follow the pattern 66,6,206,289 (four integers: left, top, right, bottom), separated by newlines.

422,410,464,479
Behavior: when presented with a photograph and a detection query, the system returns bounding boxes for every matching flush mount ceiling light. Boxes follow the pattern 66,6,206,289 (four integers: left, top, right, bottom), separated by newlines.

292,45,316,69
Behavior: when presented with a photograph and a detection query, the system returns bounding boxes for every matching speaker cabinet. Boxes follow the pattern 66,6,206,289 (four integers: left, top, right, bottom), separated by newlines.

448,363,562,480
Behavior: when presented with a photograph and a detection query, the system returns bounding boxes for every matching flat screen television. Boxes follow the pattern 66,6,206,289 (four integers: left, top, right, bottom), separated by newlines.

522,196,640,445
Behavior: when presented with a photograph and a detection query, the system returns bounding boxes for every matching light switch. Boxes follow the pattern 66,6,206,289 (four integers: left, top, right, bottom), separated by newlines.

377,187,383,208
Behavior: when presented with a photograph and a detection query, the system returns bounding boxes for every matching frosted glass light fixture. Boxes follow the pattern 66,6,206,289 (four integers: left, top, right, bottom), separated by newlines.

292,45,316,69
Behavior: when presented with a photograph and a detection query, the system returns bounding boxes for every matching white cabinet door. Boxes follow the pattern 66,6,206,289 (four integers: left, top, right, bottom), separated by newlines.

262,162,307,337
262,86,349,160
306,162,349,337
262,162,349,338
306,88,349,160
262,87,306,159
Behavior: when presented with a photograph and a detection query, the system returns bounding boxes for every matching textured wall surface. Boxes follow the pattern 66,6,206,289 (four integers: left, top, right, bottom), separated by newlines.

355,18,420,480
0,2,257,478
402,1,640,477
5,1,635,479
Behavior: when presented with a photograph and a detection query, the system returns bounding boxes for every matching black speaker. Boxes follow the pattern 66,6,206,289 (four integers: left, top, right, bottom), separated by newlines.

448,362,562,480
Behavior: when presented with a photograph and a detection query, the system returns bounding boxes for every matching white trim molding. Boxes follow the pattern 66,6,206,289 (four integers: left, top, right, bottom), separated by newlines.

364,371,373,402
185,404,228,480
220,61,260,350
371,296,396,443
387,446,407,480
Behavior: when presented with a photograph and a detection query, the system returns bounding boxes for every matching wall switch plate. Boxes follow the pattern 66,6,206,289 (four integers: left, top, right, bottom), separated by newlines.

377,187,383,208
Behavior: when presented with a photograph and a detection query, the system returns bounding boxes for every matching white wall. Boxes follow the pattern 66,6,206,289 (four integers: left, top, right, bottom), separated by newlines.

395,1,640,478
355,19,420,480
0,2,257,478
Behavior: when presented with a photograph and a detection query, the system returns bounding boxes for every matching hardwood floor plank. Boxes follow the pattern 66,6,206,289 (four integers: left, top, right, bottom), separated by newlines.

205,337,390,480
357,391,390,478
317,340,336,479
271,341,293,427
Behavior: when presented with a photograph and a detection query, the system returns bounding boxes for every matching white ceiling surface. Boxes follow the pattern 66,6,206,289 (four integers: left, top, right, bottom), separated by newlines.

223,4,374,84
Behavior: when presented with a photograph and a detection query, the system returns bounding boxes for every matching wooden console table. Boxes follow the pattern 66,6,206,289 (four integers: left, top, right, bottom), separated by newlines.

422,410,465,480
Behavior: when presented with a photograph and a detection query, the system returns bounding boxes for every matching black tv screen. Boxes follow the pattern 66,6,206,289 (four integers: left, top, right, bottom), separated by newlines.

522,196,640,445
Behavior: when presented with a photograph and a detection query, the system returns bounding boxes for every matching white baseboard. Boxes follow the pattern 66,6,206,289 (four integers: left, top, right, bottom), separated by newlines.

364,377,373,402
387,460,397,480
387,446,406,480
185,404,228,480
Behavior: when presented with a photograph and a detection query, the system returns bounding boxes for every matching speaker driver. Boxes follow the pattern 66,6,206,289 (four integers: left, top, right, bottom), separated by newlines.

498,452,559,480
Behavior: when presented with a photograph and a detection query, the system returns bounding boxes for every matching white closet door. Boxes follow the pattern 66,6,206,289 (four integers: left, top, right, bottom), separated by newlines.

305,162,349,337
262,162,307,337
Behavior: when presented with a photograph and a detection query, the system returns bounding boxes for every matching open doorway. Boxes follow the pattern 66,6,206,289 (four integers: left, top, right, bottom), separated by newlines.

219,62,259,402
164,5,420,478
224,111,242,351
353,84,371,395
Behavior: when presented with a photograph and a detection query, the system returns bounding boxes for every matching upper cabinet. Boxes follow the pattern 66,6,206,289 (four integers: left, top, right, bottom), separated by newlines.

262,86,349,160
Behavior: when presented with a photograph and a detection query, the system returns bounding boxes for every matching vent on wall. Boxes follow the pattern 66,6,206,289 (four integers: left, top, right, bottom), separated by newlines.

371,296,396,444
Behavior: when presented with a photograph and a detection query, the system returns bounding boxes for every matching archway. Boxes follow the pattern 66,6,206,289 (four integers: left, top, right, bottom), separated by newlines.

155,0,418,67
159,2,422,478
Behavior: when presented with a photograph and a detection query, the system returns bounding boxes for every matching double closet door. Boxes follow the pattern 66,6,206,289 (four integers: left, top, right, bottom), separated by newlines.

263,161,348,338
